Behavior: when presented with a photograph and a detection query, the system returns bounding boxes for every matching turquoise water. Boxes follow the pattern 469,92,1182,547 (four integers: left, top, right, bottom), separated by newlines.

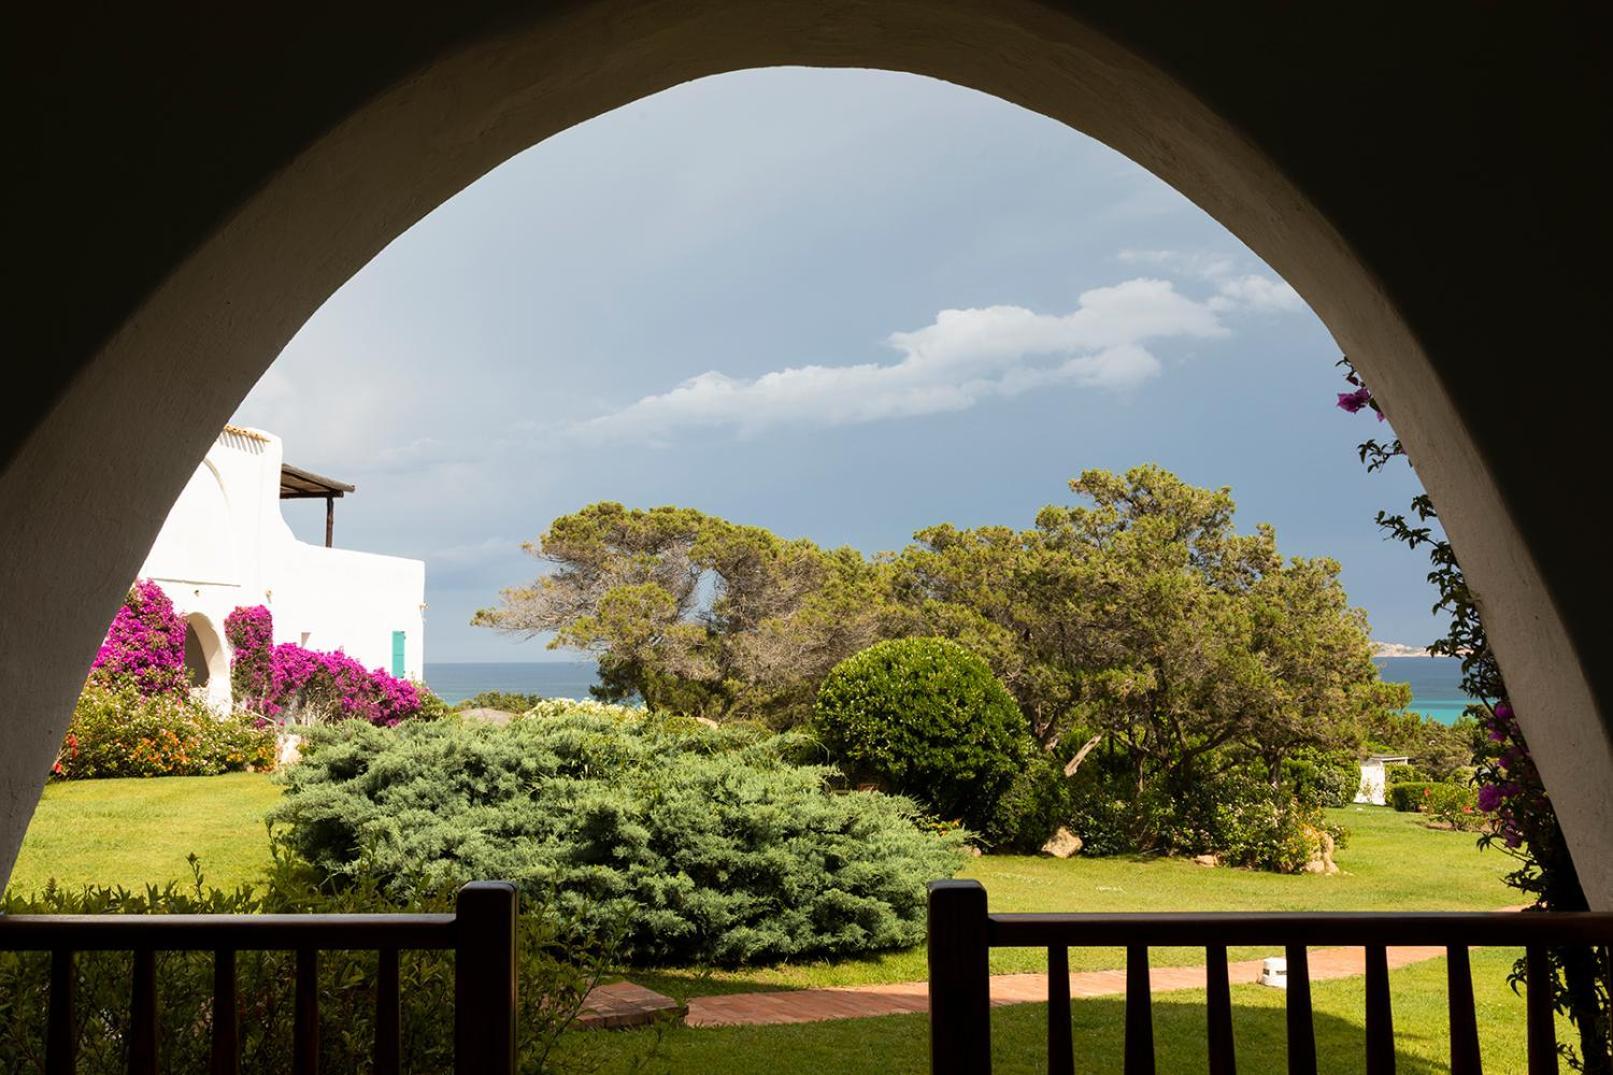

429,656,1473,723
424,661,600,705
1374,656,1473,724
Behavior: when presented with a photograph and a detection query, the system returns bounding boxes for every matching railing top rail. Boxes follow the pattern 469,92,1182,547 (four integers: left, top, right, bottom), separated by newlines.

986,910,1613,949
0,912,458,952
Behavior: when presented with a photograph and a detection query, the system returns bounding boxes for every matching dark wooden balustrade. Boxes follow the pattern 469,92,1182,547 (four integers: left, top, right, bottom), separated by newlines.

927,879,1613,1075
0,880,518,1075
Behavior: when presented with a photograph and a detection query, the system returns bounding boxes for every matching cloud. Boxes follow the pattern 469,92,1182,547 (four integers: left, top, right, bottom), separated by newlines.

1117,248,1240,280
1119,248,1305,314
1207,273,1305,313
576,273,1297,441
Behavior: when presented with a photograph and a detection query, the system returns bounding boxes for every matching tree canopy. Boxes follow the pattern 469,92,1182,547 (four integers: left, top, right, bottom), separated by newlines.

475,466,1409,801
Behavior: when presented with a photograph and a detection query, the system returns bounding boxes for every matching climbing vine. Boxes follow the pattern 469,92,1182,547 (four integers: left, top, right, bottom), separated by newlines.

1338,359,1611,1072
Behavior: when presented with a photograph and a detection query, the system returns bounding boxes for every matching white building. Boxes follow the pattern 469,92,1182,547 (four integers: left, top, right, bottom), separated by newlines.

138,425,425,709
1354,753,1412,807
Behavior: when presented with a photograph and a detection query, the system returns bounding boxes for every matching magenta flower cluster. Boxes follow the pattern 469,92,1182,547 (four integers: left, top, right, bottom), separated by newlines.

91,580,188,697
1476,703,1546,850
224,605,420,726
1335,375,1385,420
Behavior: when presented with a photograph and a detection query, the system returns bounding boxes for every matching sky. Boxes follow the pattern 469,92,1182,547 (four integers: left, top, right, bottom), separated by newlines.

233,67,1437,664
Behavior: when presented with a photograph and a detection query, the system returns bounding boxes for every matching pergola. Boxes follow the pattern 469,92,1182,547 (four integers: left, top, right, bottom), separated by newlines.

278,463,355,548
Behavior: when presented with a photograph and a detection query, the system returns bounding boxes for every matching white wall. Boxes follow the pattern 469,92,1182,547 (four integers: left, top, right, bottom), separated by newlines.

138,426,425,701
1355,760,1387,806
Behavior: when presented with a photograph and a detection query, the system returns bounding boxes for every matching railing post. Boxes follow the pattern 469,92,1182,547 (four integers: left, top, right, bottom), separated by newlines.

928,879,992,1075
47,948,75,1075
454,881,518,1075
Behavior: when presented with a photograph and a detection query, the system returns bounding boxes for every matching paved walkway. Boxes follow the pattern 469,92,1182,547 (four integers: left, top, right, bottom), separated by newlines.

683,945,1450,1028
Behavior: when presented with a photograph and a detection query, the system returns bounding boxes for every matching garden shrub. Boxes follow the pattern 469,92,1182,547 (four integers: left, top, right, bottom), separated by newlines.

1424,782,1484,830
55,680,275,779
813,637,1031,837
980,751,1071,852
1282,752,1360,809
453,689,547,713
1209,773,1331,873
411,685,455,722
270,708,965,966
1388,781,1442,812
1384,763,1429,785
0,859,626,1074
1068,759,1332,873
225,605,421,726
522,697,643,721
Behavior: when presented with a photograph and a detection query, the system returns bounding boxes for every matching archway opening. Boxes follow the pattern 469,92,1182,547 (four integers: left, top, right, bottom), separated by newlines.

2,0,1608,962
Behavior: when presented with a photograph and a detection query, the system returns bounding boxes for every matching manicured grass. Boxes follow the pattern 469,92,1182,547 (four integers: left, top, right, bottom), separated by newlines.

7,778,1516,1001
5,773,282,896
6,774,1542,1071
562,949,1566,1074
636,806,1516,999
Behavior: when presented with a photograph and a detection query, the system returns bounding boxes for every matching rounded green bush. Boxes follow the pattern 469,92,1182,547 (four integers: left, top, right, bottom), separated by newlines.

813,637,1031,838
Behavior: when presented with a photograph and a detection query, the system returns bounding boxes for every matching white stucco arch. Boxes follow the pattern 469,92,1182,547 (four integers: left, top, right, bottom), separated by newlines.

183,612,232,711
2,2,1610,902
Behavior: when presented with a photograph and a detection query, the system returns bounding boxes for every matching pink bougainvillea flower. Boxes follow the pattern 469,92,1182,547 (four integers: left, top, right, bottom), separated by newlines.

1336,387,1373,414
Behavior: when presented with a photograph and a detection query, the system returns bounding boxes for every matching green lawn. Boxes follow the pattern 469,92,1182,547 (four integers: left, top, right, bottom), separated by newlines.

5,772,283,896
5,775,1545,1071
9,778,1515,995
635,805,1515,998
563,949,1565,1074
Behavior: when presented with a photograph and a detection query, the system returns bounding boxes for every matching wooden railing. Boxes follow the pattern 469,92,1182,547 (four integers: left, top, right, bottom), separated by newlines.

0,880,518,1075
927,879,1613,1075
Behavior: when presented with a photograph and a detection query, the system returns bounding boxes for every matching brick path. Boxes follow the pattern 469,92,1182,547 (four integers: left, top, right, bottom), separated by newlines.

683,945,1449,1028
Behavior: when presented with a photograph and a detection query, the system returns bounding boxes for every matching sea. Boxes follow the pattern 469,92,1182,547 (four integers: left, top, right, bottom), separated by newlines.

426,655,1474,724
1374,656,1473,724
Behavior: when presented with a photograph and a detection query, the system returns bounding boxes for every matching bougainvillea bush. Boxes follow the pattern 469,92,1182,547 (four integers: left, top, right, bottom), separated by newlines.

89,580,188,697
270,706,965,966
1339,358,1610,1071
56,680,275,779
225,605,421,726
55,581,276,779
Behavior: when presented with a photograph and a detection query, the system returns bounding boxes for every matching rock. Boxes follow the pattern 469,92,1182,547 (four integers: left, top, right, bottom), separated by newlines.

1041,827,1083,859
457,706,515,726
1303,828,1340,875
275,733,303,767
1192,853,1220,868
965,845,984,857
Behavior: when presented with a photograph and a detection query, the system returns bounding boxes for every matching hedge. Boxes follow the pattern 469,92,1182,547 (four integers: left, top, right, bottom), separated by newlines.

55,681,275,779
1388,781,1442,812
270,708,964,966
0,865,615,1073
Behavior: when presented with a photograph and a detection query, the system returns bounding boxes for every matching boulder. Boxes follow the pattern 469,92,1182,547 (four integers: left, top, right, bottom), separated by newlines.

1192,853,1220,868
275,732,303,767
1041,827,1083,859
1302,828,1340,875
457,706,515,726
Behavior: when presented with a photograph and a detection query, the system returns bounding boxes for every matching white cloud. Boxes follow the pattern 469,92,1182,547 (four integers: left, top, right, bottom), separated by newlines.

576,274,1295,441
1118,248,1305,314
1207,273,1305,313
1117,248,1239,280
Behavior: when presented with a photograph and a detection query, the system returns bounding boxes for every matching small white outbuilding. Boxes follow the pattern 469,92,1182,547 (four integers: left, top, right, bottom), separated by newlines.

137,425,425,709
1354,753,1412,807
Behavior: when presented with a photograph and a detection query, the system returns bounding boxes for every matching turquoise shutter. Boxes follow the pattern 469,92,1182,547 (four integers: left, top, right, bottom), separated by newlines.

391,631,406,677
